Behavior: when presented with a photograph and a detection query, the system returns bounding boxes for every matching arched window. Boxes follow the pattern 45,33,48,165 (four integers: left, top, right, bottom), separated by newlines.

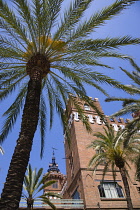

84,104,90,111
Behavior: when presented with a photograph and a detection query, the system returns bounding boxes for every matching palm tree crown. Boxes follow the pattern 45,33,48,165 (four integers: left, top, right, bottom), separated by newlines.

22,164,60,210
88,125,140,210
88,125,140,172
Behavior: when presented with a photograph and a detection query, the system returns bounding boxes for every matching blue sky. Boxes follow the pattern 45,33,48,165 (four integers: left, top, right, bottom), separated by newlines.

0,0,140,195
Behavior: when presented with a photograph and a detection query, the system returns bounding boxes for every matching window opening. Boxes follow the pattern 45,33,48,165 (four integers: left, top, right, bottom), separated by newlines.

72,189,80,199
52,182,58,188
84,104,90,111
98,182,124,198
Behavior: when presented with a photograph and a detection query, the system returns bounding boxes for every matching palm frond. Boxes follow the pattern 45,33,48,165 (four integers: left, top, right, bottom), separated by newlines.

121,67,140,86
0,1,29,49
0,84,27,143
69,37,140,52
32,167,43,191
42,0,63,36
0,68,26,88
112,103,140,117
0,74,27,102
13,0,37,51
37,180,56,193
0,35,25,55
53,0,93,40
67,0,140,40
50,66,108,96
128,57,140,72
39,196,56,210
44,79,55,129
69,95,92,133
105,58,140,117
39,94,47,158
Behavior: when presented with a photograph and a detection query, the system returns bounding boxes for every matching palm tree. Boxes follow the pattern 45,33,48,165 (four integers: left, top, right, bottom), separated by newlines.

88,125,140,210
22,164,60,210
105,58,140,117
0,0,140,209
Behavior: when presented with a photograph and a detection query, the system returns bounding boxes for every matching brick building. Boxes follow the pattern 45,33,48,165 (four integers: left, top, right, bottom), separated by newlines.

20,97,140,209
62,96,140,209
43,150,66,196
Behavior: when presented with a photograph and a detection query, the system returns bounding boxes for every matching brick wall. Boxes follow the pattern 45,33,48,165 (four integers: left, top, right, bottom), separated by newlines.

63,97,140,209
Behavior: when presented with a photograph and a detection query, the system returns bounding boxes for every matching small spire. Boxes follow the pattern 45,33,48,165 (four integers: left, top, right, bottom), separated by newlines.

47,148,60,172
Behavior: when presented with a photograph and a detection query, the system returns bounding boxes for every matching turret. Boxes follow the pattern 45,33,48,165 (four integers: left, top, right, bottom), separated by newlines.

43,150,66,196
47,150,60,173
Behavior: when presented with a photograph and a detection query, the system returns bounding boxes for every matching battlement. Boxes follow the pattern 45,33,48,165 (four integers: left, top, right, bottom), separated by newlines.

66,96,103,116
66,96,131,132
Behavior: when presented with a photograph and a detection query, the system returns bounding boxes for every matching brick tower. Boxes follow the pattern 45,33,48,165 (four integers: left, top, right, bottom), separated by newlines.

43,150,66,197
63,96,140,209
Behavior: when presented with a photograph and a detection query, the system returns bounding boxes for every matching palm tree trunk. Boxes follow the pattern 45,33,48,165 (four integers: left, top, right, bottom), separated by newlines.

120,167,133,210
0,69,42,210
27,196,34,210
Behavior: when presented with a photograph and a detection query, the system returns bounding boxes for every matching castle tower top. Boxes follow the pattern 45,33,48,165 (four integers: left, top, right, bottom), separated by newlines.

44,149,66,195
47,149,60,173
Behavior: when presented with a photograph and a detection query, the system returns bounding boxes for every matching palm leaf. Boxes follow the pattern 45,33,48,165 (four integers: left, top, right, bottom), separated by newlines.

0,83,27,143
39,94,47,158
105,58,140,117
67,0,140,40
53,0,93,40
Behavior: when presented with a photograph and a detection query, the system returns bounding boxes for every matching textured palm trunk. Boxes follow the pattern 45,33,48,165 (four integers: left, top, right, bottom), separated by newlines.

120,167,133,210
27,196,34,210
0,69,42,210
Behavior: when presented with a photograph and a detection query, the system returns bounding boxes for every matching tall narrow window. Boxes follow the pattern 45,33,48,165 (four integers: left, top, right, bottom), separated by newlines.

72,189,80,199
52,181,58,188
98,182,124,198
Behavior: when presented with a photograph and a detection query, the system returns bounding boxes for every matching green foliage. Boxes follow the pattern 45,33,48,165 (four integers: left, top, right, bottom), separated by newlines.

88,124,140,179
22,164,60,209
88,123,140,210
105,58,140,117
0,0,140,157
39,195,57,210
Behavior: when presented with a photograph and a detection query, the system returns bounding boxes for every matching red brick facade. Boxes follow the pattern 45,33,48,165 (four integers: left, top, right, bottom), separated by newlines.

62,97,140,210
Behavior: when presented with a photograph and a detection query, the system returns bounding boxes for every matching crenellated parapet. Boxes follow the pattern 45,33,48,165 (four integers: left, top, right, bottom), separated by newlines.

66,96,131,132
